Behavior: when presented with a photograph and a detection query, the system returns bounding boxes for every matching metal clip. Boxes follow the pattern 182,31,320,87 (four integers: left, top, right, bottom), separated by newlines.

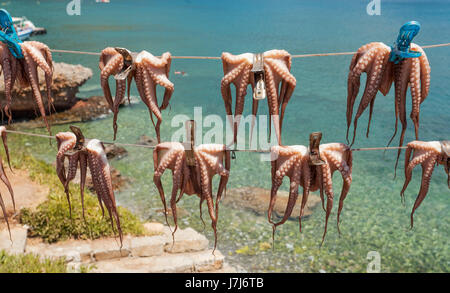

251,53,266,100
389,21,422,64
69,125,86,151
184,120,196,166
114,47,136,80
309,132,325,166
0,9,23,59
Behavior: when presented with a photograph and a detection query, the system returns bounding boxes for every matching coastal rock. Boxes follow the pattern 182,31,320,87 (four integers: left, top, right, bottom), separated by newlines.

0,62,93,118
14,96,112,128
222,187,321,220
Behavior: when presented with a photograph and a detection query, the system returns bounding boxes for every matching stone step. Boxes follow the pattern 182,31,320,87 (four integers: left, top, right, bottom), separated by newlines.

25,225,209,263
0,225,28,255
92,249,224,273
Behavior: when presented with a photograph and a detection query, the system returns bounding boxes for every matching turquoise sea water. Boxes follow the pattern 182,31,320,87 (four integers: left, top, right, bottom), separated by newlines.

2,0,449,272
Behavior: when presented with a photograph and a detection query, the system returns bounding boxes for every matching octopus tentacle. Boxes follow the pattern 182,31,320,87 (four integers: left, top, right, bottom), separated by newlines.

410,44,430,103
63,152,79,218
0,126,12,172
0,44,16,124
264,57,296,135
399,141,444,228
273,163,301,229
346,44,381,143
298,158,311,233
410,156,437,228
268,146,301,223
392,59,412,175
112,79,126,140
232,65,252,144
153,144,184,229
142,67,162,142
23,42,54,115
220,61,249,131
268,145,307,242
221,51,294,145
86,139,123,247
0,176,12,239
0,154,14,214
55,132,76,190
99,47,124,110
319,158,334,245
20,44,52,135
350,45,390,146
78,152,88,221
409,57,422,140
195,152,218,250
264,64,281,144
134,51,174,142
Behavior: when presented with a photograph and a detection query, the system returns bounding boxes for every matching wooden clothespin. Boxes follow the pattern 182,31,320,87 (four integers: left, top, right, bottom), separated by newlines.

251,53,266,100
114,47,137,80
309,132,325,166
69,125,86,151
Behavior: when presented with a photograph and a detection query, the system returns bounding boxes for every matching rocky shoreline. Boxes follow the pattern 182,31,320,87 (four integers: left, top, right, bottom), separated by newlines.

0,62,93,118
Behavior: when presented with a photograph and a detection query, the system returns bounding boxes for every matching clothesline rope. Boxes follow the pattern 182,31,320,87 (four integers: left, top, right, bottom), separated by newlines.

48,42,450,59
9,42,447,152
4,129,409,152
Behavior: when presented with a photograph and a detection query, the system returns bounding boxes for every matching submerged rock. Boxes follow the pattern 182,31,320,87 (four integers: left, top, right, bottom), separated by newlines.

137,135,157,146
104,144,128,160
0,62,93,118
222,187,321,220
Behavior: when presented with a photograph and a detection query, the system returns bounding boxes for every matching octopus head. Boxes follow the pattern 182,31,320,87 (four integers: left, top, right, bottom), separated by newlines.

86,139,108,161
55,132,76,150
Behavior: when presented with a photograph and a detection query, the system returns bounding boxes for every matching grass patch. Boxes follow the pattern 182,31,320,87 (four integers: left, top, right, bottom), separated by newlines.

0,250,90,273
12,153,146,243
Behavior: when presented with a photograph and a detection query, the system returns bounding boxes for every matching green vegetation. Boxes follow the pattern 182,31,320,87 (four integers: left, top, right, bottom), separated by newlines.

10,152,146,243
0,250,92,273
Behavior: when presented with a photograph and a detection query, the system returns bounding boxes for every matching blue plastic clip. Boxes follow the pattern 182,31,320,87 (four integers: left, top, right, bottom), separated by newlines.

0,9,23,59
389,21,422,64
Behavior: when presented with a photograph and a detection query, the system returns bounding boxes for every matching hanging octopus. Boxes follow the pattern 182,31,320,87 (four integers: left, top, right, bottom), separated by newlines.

269,142,353,244
55,130,122,246
346,42,430,172
400,140,449,228
0,126,14,239
221,50,296,145
153,142,230,251
0,41,54,133
99,47,174,142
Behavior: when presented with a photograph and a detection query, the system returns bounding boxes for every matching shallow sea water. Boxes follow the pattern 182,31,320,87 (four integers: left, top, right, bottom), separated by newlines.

3,0,449,272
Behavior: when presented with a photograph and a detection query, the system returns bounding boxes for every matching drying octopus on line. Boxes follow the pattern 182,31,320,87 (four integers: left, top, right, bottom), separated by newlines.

153,142,230,251
269,143,353,244
99,47,174,142
221,50,296,145
0,41,54,133
0,126,14,239
346,42,430,170
55,130,123,246
400,140,449,228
